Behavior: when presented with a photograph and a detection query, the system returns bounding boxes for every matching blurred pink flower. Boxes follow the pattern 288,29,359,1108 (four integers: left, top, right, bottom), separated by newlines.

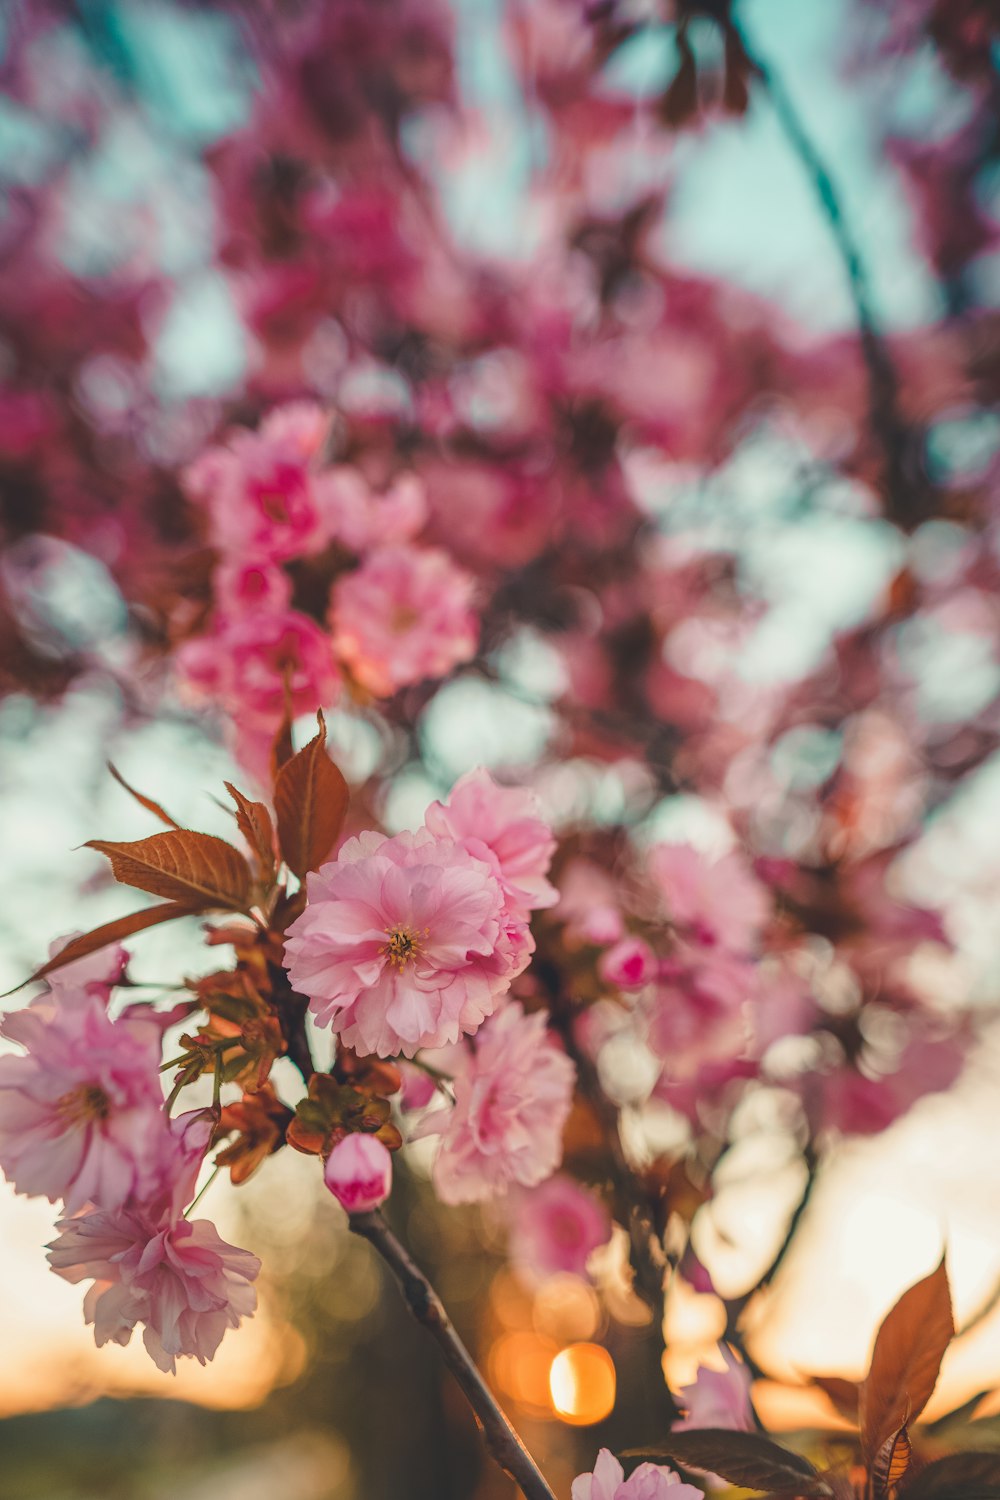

572,1449,702,1500
47,1204,260,1373
184,400,333,563
424,767,558,915
0,988,170,1213
420,1002,575,1204
329,544,478,696
556,860,625,947
599,935,657,990
324,1133,392,1212
323,468,428,554
509,1174,610,1282
44,934,128,1003
177,607,341,730
675,1345,755,1431
649,843,769,953
214,558,293,616
284,829,530,1057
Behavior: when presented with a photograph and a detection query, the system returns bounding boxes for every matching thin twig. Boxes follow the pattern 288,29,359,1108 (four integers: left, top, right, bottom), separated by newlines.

735,24,926,530
349,1209,557,1500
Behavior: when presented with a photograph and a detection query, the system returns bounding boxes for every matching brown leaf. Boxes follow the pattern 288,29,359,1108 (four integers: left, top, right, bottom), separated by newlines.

5,902,193,994
107,763,183,829
872,1426,913,1498
270,671,296,784
811,1375,861,1424
622,1431,832,1496
224,783,277,884
273,710,349,880
86,830,253,912
860,1260,954,1462
900,1452,1000,1499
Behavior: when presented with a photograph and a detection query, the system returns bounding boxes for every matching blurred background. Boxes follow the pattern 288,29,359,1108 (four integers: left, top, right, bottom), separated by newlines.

2,0,1000,1497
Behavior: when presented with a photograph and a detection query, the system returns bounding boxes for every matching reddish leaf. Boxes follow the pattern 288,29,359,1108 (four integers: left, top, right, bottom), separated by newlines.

273,711,349,880
270,672,296,784
5,902,193,994
107,763,182,829
86,830,253,912
622,1431,832,1495
224,782,277,884
872,1426,913,1498
900,1452,1000,1499
860,1260,954,1462
811,1375,861,1424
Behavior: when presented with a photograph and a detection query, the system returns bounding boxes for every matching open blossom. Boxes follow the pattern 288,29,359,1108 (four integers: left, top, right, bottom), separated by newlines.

177,607,340,729
0,987,171,1213
325,468,428,554
424,767,558,915
47,1204,260,1373
283,829,530,1058
329,544,478,696
509,1174,611,1283
419,1002,575,1205
324,1133,392,1213
573,1449,702,1500
184,400,334,562
649,843,769,953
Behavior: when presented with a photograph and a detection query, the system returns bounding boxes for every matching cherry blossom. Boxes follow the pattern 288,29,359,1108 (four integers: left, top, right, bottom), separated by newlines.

508,1174,611,1283
572,1449,703,1500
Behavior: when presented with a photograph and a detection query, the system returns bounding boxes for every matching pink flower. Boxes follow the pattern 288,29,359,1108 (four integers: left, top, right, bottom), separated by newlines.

555,860,625,947
0,988,170,1213
649,844,769,954
324,1133,392,1213
509,1174,610,1282
424,768,558,915
214,558,293,616
572,1449,702,1500
47,1203,260,1373
283,829,530,1057
599,936,657,989
322,468,428,554
419,1002,575,1205
675,1345,755,1431
329,544,478,696
44,934,128,1003
177,607,340,731
184,401,333,563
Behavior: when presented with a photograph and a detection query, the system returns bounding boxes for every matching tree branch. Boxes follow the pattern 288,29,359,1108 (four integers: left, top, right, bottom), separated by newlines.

735,25,928,531
349,1209,557,1500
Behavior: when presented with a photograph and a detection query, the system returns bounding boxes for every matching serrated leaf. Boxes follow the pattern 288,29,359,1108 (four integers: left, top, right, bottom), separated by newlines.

273,710,349,880
4,902,193,995
872,1426,912,1497
860,1259,954,1461
224,782,277,884
107,763,182,829
622,1430,832,1495
86,830,253,911
900,1451,1000,1499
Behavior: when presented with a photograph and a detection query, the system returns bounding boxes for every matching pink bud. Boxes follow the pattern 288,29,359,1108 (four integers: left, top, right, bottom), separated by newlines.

599,935,656,989
324,1134,392,1213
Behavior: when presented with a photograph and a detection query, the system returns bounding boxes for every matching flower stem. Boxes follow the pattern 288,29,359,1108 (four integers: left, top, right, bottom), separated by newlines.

349,1209,557,1500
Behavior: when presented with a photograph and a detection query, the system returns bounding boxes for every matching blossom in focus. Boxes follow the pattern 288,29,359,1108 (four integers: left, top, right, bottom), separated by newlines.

649,843,769,953
420,1002,575,1205
0,988,171,1213
509,1173,610,1283
283,829,530,1057
572,1448,703,1500
184,400,333,562
675,1344,755,1431
329,544,478,696
324,1132,392,1213
424,767,558,914
47,1204,260,1373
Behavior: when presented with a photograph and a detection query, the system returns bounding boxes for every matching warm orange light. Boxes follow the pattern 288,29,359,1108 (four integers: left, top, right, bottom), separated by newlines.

490,1331,560,1416
533,1274,601,1343
549,1342,616,1425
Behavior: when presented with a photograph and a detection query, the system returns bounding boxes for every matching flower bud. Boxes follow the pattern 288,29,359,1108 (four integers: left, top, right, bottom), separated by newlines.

323,1133,392,1213
598,935,656,990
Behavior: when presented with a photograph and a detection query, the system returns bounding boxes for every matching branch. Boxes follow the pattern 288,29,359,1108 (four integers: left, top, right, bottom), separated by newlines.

735,25,928,531
349,1210,557,1500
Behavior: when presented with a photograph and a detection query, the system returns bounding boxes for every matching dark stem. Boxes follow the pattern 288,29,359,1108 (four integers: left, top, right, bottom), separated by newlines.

349,1209,557,1500
735,25,927,531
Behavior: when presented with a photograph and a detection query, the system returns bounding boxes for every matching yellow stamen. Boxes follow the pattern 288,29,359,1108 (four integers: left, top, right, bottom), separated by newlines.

57,1083,111,1123
384,927,423,970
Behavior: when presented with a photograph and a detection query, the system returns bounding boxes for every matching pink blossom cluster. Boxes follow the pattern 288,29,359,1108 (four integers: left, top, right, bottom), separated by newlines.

0,945,259,1373
177,398,479,771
